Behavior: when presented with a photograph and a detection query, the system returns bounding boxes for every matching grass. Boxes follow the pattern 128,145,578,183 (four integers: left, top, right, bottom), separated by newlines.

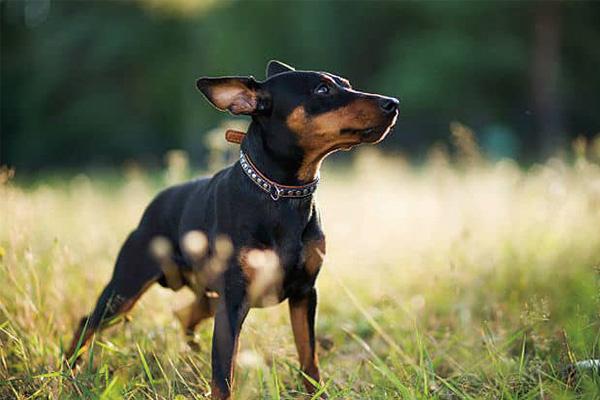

1,131,600,399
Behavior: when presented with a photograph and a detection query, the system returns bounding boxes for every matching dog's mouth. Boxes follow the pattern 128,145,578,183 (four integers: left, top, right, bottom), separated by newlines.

339,126,387,143
339,110,399,148
367,110,399,143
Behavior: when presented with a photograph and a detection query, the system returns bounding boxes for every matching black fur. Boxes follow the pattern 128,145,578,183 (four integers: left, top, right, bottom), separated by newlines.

67,60,399,399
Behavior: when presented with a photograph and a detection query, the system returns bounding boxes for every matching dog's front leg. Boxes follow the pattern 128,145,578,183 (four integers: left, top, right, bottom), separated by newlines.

210,294,249,400
289,288,324,396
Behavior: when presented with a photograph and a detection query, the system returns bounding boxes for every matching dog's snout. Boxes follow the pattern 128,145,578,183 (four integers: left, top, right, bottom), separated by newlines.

378,97,399,114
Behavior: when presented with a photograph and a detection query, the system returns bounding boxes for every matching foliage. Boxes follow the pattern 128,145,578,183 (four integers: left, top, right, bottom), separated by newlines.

2,0,600,171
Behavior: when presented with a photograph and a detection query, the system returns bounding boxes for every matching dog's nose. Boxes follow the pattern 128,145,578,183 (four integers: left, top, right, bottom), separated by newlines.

378,97,399,114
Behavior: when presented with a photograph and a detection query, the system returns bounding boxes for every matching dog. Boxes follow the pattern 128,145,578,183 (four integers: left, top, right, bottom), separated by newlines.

66,60,399,399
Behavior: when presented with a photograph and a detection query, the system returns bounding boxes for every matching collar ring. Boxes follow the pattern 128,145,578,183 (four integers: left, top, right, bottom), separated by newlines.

270,185,281,201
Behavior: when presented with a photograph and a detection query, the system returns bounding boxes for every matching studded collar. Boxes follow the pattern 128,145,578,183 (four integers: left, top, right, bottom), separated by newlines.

239,151,319,201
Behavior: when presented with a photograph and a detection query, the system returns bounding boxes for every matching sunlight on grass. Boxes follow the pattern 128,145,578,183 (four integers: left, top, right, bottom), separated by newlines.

1,132,599,398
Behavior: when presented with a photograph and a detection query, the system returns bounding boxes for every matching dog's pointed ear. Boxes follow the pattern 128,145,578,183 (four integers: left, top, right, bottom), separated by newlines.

196,76,263,115
266,60,295,78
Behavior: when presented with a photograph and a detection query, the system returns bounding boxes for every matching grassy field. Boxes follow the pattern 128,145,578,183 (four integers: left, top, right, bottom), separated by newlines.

1,134,600,399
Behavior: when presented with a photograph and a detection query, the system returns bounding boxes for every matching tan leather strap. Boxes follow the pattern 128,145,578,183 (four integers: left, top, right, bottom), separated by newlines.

225,129,246,144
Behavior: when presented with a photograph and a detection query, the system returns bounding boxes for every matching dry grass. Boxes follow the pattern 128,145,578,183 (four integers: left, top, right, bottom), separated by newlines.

1,132,599,399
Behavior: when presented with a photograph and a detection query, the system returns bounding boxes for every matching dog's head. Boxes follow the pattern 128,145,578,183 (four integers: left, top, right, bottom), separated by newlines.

197,60,399,181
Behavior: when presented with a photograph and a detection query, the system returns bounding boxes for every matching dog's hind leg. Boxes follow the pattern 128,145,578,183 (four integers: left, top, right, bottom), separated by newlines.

65,230,161,365
174,293,216,350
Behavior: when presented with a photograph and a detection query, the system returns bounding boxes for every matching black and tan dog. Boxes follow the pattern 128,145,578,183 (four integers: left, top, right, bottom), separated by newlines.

66,60,399,399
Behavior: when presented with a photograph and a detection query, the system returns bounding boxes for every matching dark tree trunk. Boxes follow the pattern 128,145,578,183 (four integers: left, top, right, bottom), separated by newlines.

531,1,563,159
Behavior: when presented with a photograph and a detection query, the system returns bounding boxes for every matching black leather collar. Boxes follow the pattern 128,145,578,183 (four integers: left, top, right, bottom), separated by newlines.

239,151,319,201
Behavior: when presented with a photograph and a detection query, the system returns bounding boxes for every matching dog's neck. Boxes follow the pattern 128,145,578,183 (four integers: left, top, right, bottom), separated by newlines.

240,121,312,186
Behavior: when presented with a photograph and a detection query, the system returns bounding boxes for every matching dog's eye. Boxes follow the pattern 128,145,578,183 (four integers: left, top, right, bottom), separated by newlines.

314,83,331,96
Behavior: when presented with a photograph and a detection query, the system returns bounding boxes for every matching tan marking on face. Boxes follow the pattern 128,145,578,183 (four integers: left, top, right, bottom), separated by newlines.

210,80,257,114
323,72,352,88
287,99,385,181
339,77,351,88
303,239,326,277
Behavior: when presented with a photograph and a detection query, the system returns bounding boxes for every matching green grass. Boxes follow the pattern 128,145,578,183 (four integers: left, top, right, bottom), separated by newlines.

1,140,600,399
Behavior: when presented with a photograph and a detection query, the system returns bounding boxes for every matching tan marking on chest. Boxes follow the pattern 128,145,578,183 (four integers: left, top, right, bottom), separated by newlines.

238,247,256,281
239,247,283,306
303,239,326,277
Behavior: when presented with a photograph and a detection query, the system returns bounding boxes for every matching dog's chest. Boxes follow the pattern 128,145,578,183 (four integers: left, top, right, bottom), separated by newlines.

237,236,326,306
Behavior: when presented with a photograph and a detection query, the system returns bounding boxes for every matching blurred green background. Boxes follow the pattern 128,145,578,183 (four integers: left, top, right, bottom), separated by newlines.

1,0,599,173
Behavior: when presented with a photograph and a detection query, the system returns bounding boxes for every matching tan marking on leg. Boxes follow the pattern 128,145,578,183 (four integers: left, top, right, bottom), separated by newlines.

304,239,326,277
65,279,155,365
211,383,229,400
289,298,321,393
174,295,214,334
115,280,156,319
65,317,95,364
175,294,215,351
